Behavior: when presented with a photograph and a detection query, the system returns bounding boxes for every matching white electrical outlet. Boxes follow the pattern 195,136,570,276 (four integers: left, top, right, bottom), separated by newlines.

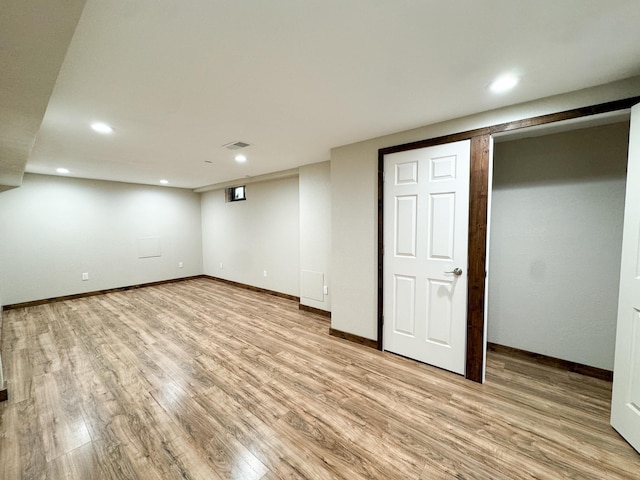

323,285,328,295
220,262,223,270
178,262,184,268
263,270,267,277
82,272,89,281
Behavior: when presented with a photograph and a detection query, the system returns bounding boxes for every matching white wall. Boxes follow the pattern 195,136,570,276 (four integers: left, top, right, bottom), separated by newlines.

201,176,300,297
488,123,628,370
331,76,640,341
0,173,203,305
299,162,331,312
0,292,3,388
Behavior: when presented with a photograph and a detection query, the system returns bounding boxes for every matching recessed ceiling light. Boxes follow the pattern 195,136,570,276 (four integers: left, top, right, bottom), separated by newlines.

160,179,169,185
56,167,70,174
489,73,519,93
91,122,115,134
235,154,247,163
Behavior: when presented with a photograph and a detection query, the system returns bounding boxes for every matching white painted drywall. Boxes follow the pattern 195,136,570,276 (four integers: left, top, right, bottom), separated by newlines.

488,123,628,370
201,176,300,297
299,162,331,312
0,292,3,387
0,173,203,305
331,76,640,341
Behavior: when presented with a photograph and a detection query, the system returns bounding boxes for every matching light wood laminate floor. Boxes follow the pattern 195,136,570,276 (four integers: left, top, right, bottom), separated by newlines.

0,278,638,479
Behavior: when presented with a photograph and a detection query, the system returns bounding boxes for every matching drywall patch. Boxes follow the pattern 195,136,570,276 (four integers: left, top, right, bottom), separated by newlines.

301,270,324,301
138,237,161,258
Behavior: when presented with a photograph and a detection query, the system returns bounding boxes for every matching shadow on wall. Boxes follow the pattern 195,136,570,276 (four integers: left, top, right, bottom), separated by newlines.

492,121,630,187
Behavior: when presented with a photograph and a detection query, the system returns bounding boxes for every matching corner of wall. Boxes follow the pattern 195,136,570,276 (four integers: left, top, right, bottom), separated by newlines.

299,162,332,313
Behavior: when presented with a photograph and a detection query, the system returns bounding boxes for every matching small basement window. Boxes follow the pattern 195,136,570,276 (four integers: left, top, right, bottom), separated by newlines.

226,185,246,202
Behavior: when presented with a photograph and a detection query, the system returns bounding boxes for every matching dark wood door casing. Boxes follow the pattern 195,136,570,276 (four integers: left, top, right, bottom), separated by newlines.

465,135,490,382
377,96,640,383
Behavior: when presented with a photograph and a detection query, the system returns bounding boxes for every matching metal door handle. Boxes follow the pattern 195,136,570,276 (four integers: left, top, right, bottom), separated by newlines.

445,268,463,276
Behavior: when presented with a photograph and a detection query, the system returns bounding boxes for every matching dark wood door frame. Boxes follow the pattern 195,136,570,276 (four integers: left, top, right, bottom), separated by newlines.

377,95,640,383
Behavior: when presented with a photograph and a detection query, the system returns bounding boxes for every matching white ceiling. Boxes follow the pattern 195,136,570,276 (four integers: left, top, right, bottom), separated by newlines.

7,0,640,189
0,0,86,189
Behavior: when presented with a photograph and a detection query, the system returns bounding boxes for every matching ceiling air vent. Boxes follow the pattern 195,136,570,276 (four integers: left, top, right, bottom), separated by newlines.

223,141,250,150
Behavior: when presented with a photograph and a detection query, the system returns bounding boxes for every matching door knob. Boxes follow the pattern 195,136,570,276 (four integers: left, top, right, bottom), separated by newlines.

445,268,463,276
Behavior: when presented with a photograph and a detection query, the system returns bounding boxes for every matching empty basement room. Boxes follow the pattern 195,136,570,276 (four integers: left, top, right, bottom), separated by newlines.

2,1,640,478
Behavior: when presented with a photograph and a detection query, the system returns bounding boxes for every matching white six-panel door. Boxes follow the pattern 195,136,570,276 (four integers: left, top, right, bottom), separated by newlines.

383,140,470,374
611,103,640,453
